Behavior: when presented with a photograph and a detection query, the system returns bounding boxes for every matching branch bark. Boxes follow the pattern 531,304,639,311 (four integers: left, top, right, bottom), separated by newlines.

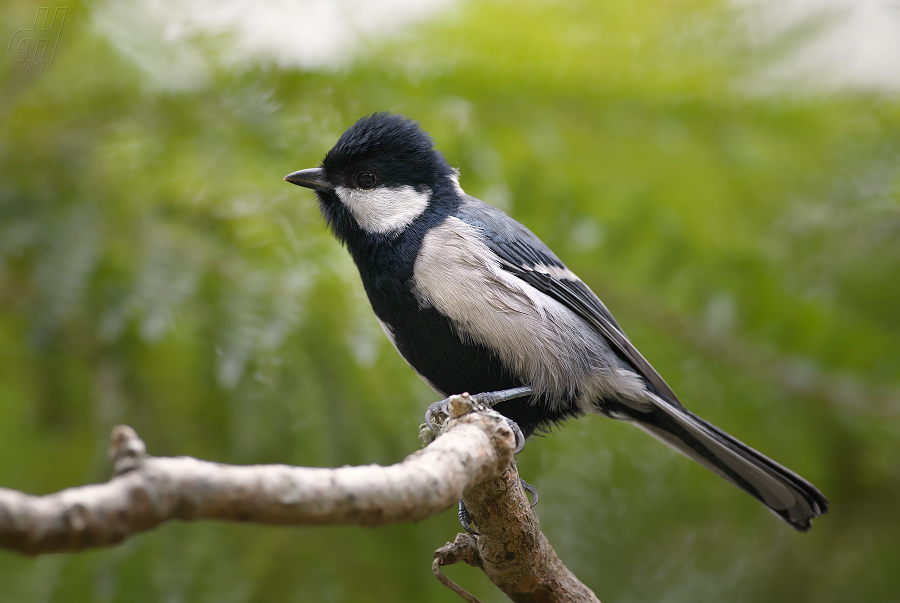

0,395,598,602
462,462,600,602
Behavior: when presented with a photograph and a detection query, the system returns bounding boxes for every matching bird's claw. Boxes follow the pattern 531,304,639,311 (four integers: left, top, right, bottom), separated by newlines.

505,418,526,454
520,478,539,508
458,499,478,535
456,479,537,535
425,399,451,432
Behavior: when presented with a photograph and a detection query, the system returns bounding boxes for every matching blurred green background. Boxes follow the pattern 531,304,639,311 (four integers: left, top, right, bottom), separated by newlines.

2,0,899,601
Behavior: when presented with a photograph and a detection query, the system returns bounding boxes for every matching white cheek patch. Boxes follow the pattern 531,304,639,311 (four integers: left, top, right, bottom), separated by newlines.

335,185,431,235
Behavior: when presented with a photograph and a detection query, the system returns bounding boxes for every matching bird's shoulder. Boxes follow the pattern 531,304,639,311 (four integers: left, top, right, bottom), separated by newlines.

451,196,567,270
450,196,623,331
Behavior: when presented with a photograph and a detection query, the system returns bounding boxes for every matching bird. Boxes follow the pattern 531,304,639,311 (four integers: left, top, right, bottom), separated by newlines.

283,112,828,532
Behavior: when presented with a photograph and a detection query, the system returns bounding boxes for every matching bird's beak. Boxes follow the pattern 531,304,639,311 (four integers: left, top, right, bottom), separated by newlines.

283,168,333,190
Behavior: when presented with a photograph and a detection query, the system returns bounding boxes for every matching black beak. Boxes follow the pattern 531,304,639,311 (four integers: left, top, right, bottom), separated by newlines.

283,168,332,190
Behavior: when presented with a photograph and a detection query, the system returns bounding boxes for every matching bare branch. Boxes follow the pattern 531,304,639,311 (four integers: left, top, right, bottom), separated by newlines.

0,408,514,555
433,533,484,603
1,395,600,602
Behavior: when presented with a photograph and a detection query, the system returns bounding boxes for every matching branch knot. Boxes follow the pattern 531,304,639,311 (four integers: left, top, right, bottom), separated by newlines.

108,425,147,475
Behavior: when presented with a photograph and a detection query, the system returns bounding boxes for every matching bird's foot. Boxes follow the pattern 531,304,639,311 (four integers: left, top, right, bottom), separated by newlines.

425,387,533,452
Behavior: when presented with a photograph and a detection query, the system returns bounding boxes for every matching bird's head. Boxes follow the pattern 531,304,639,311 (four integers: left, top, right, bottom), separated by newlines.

284,113,457,241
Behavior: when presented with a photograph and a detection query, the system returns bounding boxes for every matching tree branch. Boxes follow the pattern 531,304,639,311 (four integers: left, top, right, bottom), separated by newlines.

462,461,600,602
0,395,598,602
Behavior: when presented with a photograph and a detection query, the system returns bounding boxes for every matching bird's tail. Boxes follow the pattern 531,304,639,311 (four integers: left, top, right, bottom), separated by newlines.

621,394,828,531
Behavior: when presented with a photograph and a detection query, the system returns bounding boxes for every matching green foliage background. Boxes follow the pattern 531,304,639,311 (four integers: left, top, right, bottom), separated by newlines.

2,0,899,601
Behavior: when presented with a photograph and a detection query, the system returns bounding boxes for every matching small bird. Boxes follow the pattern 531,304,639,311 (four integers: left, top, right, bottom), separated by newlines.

284,113,828,531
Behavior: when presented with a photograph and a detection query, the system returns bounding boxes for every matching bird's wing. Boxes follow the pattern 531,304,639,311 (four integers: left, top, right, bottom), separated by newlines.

457,198,682,406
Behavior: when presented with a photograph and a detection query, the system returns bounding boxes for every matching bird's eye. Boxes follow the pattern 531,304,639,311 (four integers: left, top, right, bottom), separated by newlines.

355,171,377,189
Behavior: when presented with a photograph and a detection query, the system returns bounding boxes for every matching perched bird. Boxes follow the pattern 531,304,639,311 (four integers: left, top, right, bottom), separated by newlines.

284,113,828,531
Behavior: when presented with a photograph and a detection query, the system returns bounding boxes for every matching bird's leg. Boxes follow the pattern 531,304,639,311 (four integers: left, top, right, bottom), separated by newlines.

472,385,534,408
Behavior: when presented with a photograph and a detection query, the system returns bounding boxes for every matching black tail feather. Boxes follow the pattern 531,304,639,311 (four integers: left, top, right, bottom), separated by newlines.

617,395,828,531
